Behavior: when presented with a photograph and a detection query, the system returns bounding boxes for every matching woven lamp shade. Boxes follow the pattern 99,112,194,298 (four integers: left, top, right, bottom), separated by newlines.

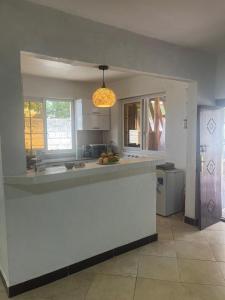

92,87,116,108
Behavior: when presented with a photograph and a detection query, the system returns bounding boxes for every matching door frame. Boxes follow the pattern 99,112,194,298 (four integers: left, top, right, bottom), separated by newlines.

195,105,201,229
216,100,225,223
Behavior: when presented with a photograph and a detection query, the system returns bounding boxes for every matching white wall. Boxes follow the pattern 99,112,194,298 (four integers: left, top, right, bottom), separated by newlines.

0,139,9,285
106,75,188,170
0,0,216,178
5,170,156,285
22,74,93,100
215,53,225,99
107,75,197,219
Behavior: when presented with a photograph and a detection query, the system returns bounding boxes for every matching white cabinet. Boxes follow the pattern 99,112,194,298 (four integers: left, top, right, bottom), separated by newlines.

75,99,110,131
80,98,110,115
82,114,110,130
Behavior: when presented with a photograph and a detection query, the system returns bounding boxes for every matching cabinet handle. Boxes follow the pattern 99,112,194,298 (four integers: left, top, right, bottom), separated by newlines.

92,127,100,129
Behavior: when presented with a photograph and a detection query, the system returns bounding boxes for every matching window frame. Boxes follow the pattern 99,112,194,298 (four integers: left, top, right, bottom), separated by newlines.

24,97,75,154
121,93,166,154
122,97,143,151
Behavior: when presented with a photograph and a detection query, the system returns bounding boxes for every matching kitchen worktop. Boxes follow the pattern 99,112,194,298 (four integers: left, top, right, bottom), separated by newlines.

4,157,163,185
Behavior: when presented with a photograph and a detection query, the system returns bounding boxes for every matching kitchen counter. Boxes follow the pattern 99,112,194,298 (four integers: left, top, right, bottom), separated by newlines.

3,156,159,288
4,157,162,185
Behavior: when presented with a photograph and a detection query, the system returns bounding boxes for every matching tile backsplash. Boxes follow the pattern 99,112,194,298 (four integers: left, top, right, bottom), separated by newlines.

76,130,110,146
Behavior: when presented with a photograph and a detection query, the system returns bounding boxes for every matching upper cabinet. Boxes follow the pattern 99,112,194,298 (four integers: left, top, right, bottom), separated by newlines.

75,99,110,131
78,98,110,115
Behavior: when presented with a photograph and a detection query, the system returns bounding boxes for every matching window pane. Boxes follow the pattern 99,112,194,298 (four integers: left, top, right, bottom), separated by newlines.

24,101,30,118
24,118,31,134
124,102,141,147
145,97,166,151
46,100,72,150
25,133,45,150
31,118,44,133
25,134,31,150
31,134,45,149
24,101,45,151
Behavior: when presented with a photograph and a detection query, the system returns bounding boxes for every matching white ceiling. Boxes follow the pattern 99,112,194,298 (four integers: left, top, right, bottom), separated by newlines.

20,53,135,82
28,0,225,53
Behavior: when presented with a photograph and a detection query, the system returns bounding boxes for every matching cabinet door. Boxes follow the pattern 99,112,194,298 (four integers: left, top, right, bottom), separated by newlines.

82,99,110,115
83,114,110,130
75,99,110,130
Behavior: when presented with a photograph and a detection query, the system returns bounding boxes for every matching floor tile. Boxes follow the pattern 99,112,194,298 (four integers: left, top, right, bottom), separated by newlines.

14,293,50,300
87,252,139,277
205,222,225,231
134,278,191,300
178,258,225,285
204,230,225,245
15,272,95,300
85,274,135,300
170,212,184,220
139,240,176,258
156,215,171,227
157,225,174,241
138,255,179,282
183,283,225,300
210,244,225,262
170,218,198,231
173,228,207,243
175,240,215,261
0,291,9,300
217,262,225,280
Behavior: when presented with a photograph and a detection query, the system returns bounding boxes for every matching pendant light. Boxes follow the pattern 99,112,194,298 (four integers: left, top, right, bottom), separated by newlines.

92,65,116,108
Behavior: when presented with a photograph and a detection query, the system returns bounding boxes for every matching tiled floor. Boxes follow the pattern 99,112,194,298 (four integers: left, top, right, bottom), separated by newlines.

2,213,225,299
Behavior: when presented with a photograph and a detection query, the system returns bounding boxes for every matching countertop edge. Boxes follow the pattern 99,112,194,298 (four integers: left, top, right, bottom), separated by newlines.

4,158,164,185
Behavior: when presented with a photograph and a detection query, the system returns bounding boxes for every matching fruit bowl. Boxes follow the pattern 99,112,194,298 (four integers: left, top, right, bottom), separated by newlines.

97,161,119,165
97,152,120,165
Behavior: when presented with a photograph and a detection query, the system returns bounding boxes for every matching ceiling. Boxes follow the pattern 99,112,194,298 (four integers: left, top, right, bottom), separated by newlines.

27,0,225,53
21,53,135,82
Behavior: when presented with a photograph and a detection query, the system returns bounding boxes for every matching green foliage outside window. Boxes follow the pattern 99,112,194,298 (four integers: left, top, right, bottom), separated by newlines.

46,100,71,119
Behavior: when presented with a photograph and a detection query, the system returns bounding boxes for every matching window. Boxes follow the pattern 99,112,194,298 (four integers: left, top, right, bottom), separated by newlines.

124,102,141,147
24,99,73,152
24,100,45,151
46,100,72,150
122,95,166,151
145,97,166,151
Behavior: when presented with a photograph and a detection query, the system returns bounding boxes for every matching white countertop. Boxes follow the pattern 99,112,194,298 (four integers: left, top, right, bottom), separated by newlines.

4,158,163,185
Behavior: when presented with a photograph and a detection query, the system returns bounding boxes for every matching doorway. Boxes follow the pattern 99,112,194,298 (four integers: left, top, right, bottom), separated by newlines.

197,105,224,229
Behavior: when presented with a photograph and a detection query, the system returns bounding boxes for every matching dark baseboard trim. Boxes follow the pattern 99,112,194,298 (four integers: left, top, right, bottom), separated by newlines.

3,233,157,298
184,216,199,226
114,234,157,256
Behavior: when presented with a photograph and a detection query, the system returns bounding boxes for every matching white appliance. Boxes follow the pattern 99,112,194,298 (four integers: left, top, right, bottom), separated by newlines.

156,169,185,216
